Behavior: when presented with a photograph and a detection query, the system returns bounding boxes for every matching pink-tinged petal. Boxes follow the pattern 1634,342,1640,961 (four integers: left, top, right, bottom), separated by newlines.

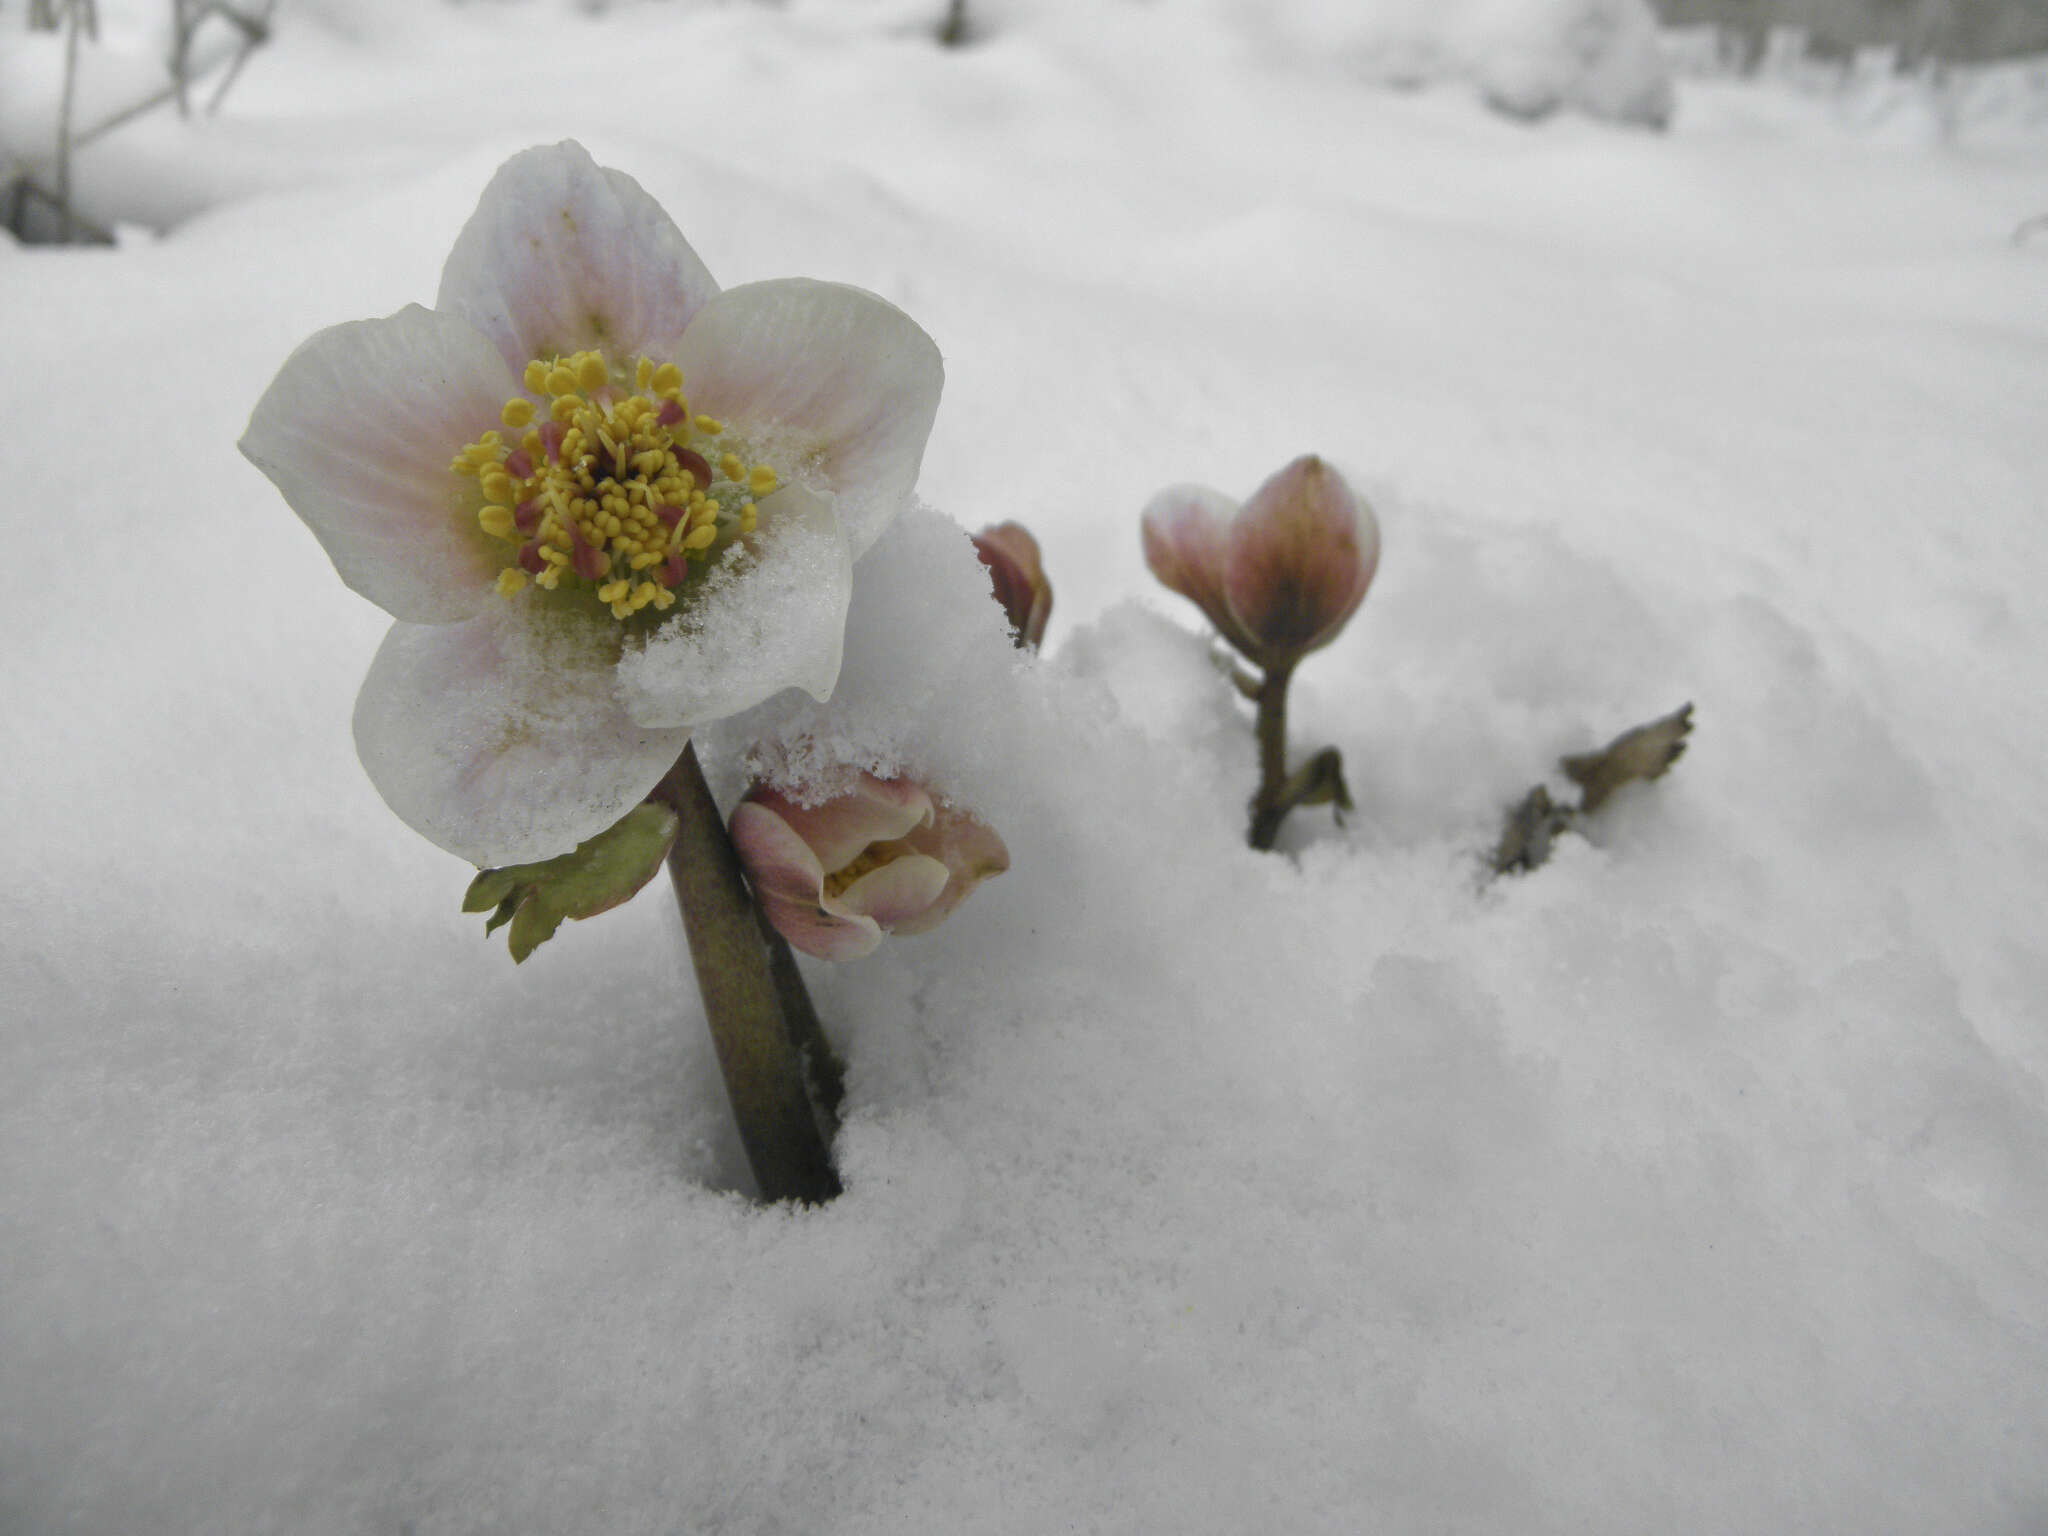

1222,455,1379,662
677,279,943,559
728,800,830,905
1140,484,1261,657
760,891,886,962
973,522,1053,649
240,305,512,623
730,804,887,962
745,775,934,874
352,605,690,867
834,854,951,928
614,483,852,728
435,141,719,374
893,808,1010,935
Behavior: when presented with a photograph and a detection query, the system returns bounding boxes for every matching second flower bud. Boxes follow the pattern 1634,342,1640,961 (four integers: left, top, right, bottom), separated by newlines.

731,774,1010,961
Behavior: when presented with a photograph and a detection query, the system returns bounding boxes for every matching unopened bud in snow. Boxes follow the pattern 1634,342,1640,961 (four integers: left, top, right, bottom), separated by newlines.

972,521,1053,649
730,775,1010,961
1141,454,1378,671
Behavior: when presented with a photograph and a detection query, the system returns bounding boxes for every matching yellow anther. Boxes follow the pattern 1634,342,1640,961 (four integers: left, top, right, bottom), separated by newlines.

740,502,758,534
462,349,789,622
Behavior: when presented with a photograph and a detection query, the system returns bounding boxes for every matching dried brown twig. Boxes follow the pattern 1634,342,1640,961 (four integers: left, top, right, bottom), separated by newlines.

1491,703,1694,876
7,0,274,244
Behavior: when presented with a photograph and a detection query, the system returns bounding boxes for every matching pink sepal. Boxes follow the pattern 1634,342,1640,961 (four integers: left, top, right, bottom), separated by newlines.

1142,456,1378,669
973,522,1053,649
730,775,1008,962
1223,455,1378,663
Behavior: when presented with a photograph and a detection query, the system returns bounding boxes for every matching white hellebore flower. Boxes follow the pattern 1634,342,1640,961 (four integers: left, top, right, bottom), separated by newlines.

241,141,942,867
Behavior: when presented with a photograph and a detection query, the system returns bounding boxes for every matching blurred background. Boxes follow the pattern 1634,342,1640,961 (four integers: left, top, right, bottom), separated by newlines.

5,0,2048,245
1656,0,2048,63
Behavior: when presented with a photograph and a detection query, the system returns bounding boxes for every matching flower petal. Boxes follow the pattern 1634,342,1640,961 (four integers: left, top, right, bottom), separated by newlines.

894,809,1010,935
435,141,720,375
1140,484,1261,657
352,604,691,867
730,803,886,963
728,800,830,906
973,521,1053,648
240,305,512,623
764,899,887,962
677,279,943,559
1223,455,1379,661
749,776,934,874
613,483,852,728
835,854,951,929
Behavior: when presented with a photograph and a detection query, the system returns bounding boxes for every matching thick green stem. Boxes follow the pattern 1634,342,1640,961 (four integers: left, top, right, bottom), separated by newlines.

1248,659,1296,851
762,920,847,1136
651,743,840,1205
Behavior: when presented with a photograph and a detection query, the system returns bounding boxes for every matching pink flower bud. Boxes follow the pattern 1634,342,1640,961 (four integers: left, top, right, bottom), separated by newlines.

730,775,1010,961
1141,455,1378,670
971,521,1053,649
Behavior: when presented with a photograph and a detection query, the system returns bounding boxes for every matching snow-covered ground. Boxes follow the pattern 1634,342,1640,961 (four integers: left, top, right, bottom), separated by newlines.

5,3,2047,1531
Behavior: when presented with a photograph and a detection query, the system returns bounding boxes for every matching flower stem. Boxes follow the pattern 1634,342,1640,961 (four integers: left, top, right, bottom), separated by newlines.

651,743,841,1204
762,921,847,1136
1248,659,1296,851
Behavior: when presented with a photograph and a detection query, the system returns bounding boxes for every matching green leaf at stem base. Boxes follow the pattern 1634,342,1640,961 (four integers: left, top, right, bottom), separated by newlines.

463,802,681,963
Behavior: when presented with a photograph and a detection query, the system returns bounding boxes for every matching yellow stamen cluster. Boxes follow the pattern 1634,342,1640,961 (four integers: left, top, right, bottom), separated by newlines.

823,843,900,899
451,348,773,621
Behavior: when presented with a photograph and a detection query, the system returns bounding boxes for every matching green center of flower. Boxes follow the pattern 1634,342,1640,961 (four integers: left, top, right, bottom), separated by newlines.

451,348,779,622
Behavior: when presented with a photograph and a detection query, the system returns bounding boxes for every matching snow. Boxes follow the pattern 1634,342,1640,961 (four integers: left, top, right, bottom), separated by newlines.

5,2,2048,1532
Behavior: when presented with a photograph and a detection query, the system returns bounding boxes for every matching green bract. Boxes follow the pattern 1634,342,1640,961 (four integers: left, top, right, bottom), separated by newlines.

463,802,681,962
